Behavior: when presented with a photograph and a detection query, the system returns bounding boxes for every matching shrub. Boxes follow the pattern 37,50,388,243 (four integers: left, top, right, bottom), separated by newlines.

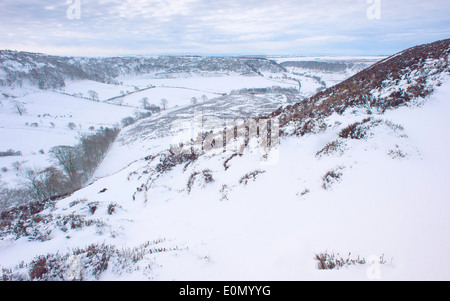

2,240,179,281
56,214,85,230
107,203,116,215
384,120,404,132
29,256,49,280
322,167,344,190
134,111,152,120
388,146,407,159
121,116,136,128
339,121,368,139
315,251,367,270
316,140,345,158
156,152,199,174
187,169,214,194
298,188,310,197
224,153,241,171
146,104,161,113
88,202,99,215
202,169,214,184
219,185,229,202
239,170,266,185
0,149,22,157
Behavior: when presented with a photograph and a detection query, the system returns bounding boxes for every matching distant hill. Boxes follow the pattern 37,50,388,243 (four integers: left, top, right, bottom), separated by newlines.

0,51,286,90
271,38,450,136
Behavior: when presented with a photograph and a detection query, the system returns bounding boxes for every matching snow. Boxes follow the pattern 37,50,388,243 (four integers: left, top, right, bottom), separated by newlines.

122,74,297,92
62,80,131,101
0,91,143,185
1,56,449,281
61,74,299,109
99,76,450,280
268,56,384,90
268,56,386,64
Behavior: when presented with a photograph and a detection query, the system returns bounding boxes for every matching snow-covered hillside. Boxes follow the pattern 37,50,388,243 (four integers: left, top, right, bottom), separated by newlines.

0,51,285,93
0,52,376,190
1,39,450,281
269,56,384,90
0,91,146,187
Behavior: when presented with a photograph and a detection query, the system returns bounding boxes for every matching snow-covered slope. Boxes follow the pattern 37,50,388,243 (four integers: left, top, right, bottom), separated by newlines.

0,51,285,93
1,40,449,281
0,50,375,200
1,50,380,101
269,56,384,90
0,91,145,187
272,39,450,136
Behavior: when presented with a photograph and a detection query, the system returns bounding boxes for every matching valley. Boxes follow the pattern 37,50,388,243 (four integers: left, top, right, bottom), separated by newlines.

1,40,449,281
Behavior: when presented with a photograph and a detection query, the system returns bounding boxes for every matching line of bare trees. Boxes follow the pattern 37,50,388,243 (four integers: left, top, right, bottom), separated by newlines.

0,127,119,211
49,127,120,190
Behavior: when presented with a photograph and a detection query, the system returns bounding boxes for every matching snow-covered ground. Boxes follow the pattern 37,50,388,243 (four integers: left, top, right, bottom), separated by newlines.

98,75,450,280
1,70,449,280
0,71,296,185
0,67,315,187
268,56,384,89
0,91,143,186
110,74,299,108
3,49,449,281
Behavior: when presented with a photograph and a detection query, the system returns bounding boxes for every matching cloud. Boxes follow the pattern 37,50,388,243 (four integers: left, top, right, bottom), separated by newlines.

0,0,449,56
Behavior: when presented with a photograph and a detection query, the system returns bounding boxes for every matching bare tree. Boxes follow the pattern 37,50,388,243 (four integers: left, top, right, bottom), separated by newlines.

140,97,150,110
0,180,28,212
50,146,81,188
12,101,26,116
87,90,99,102
191,97,198,105
21,167,70,202
78,127,120,177
160,99,168,110
12,161,22,171
67,122,77,130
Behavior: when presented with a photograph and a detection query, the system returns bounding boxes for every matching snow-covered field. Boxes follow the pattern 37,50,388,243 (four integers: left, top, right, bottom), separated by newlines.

268,56,384,89
0,65,326,188
0,71,303,187
1,72,449,281
0,91,143,186
87,76,450,280
107,75,298,108
2,49,449,281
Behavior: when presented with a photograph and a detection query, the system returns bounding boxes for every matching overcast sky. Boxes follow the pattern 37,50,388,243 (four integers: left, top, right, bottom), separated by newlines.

0,0,449,57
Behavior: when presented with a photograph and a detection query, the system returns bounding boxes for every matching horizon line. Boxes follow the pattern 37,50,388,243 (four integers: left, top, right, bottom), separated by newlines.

0,48,390,59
